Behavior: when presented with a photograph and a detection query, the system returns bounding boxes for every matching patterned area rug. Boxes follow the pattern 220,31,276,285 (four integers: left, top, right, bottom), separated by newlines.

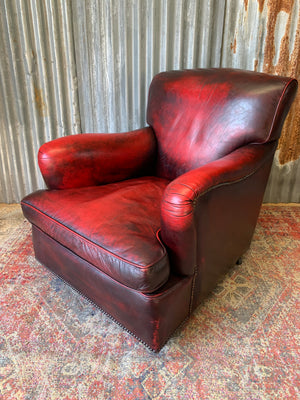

0,204,299,400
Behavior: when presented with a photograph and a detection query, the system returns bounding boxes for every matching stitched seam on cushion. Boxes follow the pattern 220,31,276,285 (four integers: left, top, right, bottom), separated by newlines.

22,201,167,270
36,221,192,352
42,264,188,352
34,224,170,295
42,266,155,350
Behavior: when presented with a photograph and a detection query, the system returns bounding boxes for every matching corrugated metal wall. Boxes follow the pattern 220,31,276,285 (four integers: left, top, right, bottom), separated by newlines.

1,0,299,203
0,0,80,202
71,0,227,133
220,0,300,202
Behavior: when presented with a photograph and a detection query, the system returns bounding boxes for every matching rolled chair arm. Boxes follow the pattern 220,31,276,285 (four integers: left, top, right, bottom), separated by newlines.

38,127,157,189
161,141,278,277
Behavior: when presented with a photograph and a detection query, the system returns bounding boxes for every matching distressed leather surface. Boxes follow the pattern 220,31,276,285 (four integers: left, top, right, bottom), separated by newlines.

21,68,298,351
32,225,193,352
147,68,297,180
22,177,170,293
38,127,157,190
160,141,277,277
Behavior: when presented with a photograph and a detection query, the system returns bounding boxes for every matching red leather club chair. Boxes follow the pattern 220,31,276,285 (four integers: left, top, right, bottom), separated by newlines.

21,69,297,352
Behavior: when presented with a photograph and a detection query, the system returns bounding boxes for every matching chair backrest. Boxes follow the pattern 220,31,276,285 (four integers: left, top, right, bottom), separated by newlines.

147,68,297,180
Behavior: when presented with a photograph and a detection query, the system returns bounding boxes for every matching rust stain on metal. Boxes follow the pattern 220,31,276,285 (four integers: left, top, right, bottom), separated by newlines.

34,86,46,117
230,37,237,53
263,0,300,164
257,0,265,13
279,0,294,13
244,0,249,12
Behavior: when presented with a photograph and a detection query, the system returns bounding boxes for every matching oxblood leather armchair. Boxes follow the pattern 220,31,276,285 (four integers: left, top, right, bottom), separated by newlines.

21,69,297,352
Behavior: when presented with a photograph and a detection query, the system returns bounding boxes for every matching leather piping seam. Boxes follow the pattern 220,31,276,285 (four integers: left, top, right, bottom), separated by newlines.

187,152,274,314
41,265,159,352
189,265,198,315
21,202,167,271
168,168,261,218
261,77,297,144
33,224,173,296
163,143,276,217
190,147,275,203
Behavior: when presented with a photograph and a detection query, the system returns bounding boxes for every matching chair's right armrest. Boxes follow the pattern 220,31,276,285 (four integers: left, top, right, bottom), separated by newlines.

160,141,278,278
38,127,157,189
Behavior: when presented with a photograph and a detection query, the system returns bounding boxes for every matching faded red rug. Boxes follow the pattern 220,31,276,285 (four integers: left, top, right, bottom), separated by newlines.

0,204,299,399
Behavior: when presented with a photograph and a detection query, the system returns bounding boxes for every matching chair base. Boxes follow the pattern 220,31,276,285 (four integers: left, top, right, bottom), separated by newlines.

31,225,193,352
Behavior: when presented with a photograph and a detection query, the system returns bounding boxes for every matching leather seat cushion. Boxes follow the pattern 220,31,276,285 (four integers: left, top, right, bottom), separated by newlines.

21,177,170,293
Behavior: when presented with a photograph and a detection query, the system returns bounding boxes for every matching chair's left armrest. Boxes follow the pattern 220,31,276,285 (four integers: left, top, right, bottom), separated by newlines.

38,127,157,189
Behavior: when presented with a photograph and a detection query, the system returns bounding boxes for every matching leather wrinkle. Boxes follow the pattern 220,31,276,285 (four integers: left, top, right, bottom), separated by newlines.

167,143,275,205
21,68,298,351
22,200,168,270
33,223,175,297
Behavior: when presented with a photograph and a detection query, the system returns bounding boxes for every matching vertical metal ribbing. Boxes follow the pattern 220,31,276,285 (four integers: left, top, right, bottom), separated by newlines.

0,0,80,203
1,0,299,202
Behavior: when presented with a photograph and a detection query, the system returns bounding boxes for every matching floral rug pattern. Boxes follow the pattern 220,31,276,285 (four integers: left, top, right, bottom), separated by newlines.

0,204,299,399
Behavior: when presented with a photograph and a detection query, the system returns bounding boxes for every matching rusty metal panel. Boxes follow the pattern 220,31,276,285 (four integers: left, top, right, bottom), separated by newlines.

264,152,300,203
0,0,299,203
0,0,80,203
221,0,300,202
70,0,300,202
